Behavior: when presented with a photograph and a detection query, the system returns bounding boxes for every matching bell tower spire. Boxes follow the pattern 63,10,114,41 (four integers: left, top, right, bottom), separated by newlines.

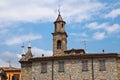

25,41,33,60
52,11,68,56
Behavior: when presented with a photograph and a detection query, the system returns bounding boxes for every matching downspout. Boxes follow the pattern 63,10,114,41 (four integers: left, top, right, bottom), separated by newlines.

52,59,54,80
92,57,94,80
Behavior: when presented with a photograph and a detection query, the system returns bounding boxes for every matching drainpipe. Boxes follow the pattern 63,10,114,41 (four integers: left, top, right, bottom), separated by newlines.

91,57,94,80
52,59,54,80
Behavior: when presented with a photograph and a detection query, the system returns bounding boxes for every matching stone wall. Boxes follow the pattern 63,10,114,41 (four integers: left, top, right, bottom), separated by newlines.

32,61,52,80
93,58,118,80
21,63,32,80
30,58,118,80
117,59,120,80
54,59,92,80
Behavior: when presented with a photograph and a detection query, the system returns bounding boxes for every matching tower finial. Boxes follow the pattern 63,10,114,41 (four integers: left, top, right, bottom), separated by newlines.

58,4,61,15
55,4,64,22
21,42,25,55
25,41,33,59
28,41,31,47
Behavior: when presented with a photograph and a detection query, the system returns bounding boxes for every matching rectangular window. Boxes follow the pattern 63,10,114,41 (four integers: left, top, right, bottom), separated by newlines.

41,62,47,73
99,60,106,71
12,74,20,80
82,60,88,71
58,61,64,72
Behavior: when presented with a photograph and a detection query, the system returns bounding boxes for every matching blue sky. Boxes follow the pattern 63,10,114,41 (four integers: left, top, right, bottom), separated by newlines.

0,0,120,68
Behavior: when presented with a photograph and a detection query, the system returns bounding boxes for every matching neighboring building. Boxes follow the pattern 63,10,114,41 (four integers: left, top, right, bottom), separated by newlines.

0,67,21,80
0,68,7,80
19,12,120,80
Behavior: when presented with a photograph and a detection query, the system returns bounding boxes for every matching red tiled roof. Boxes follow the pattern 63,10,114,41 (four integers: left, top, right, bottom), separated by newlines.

0,67,21,72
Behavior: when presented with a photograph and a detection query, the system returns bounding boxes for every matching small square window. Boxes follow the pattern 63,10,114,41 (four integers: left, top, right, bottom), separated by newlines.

82,60,88,71
58,61,64,72
99,60,106,71
41,62,47,73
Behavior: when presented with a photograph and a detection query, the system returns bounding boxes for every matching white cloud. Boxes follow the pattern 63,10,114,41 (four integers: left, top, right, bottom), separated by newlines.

62,0,105,22
0,0,105,27
0,0,57,26
93,32,106,40
69,32,89,42
105,8,120,19
70,29,107,41
17,54,22,59
86,22,120,34
105,24,120,34
70,32,88,37
4,33,42,45
81,32,88,37
86,22,107,30
69,33,79,37
0,6,56,22
0,51,20,68
32,47,52,57
86,22,120,40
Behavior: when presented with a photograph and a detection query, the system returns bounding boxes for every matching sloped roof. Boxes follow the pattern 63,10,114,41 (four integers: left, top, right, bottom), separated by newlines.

54,13,66,23
27,53,119,62
0,67,21,72
56,14,63,21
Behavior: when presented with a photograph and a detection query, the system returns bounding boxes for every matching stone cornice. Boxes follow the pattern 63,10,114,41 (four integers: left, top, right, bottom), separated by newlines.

28,53,118,62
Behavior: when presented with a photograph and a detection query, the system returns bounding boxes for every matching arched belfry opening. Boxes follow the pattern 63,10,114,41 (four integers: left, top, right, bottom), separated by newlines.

57,40,62,49
62,24,63,28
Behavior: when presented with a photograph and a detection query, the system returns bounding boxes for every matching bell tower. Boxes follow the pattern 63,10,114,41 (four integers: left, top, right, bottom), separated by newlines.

52,11,68,56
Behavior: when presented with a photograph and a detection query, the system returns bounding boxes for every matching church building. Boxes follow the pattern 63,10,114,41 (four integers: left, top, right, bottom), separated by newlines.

19,12,120,80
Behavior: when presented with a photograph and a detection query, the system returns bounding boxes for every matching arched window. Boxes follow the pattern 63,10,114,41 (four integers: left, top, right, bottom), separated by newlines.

57,40,62,49
62,24,63,28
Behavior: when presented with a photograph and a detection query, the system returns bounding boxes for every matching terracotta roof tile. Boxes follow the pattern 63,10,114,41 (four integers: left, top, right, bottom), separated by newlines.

0,67,21,72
